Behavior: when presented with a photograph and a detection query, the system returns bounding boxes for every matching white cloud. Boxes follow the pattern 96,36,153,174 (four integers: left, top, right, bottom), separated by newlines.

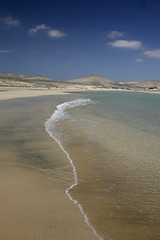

0,50,11,53
144,49,160,59
108,31,124,39
1,16,20,26
108,40,143,49
48,29,66,38
135,58,143,62
29,24,67,39
28,24,49,35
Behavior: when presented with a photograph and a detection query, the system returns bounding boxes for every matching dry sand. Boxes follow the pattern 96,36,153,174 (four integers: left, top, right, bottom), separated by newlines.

1,86,159,240
0,87,159,102
0,89,98,240
0,87,70,100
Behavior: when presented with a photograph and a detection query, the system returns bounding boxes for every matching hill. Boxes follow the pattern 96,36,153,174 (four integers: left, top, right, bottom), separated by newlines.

120,80,160,89
65,75,122,88
0,73,60,88
0,73,160,91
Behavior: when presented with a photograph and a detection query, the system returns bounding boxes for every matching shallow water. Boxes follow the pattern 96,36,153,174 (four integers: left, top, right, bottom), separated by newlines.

45,91,160,240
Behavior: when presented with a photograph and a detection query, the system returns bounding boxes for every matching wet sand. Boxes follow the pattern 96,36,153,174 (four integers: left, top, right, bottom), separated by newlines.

0,93,98,240
1,88,160,240
57,113,160,240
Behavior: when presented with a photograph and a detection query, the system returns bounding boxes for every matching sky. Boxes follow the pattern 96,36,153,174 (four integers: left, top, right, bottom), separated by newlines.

0,0,160,82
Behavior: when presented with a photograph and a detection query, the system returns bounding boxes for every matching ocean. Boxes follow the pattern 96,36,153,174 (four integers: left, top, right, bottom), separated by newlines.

45,91,160,240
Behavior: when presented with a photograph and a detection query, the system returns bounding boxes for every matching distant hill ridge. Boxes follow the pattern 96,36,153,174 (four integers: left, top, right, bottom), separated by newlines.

26,75,54,81
65,74,121,87
120,79,160,88
0,73,160,89
0,73,56,81
66,74,160,89
0,73,58,88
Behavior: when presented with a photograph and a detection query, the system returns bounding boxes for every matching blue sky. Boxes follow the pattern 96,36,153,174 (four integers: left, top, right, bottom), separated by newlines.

0,0,160,81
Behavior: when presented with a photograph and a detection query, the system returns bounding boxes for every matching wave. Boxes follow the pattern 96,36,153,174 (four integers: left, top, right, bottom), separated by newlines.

45,98,103,240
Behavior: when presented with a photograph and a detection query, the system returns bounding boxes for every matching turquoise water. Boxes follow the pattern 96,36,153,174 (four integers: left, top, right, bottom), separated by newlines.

46,91,160,240
71,91,160,137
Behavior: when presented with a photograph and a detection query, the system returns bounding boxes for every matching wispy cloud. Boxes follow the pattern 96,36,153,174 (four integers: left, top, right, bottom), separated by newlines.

144,49,160,59
28,24,67,38
1,16,20,26
0,50,12,53
28,24,49,35
48,29,67,38
108,40,143,49
108,31,124,39
135,58,143,62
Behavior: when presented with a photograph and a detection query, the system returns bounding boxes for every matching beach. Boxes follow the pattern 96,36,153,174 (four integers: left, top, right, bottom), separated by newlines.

45,90,160,240
0,87,70,100
0,88,160,240
1,0,160,238
0,89,98,240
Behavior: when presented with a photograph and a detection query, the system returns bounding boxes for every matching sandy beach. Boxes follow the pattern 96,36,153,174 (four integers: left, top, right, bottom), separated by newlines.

0,87,70,100
0,89,98,240
1,0,160,238
1,87,160,240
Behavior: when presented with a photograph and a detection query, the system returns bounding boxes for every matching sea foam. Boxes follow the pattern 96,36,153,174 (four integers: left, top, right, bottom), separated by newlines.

45,98,103,240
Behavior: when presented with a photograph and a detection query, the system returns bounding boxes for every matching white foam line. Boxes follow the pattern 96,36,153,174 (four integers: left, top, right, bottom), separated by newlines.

45,99,104,240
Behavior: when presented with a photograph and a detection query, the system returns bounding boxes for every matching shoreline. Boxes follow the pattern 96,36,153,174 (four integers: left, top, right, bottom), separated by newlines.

54,92,160,240
0,93,98,240
0,87,159,239
45,98,103,240
0,86,159,101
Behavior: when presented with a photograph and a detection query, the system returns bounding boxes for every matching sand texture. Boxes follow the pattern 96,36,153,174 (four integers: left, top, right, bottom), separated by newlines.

0,93,98,240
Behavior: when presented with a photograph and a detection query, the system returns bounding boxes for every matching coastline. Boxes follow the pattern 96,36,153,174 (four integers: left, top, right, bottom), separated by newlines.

0,87,160,240
0,86,159,101
53,91,160,240
0,92,98,240
0,87,70,100
45,98,103,240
